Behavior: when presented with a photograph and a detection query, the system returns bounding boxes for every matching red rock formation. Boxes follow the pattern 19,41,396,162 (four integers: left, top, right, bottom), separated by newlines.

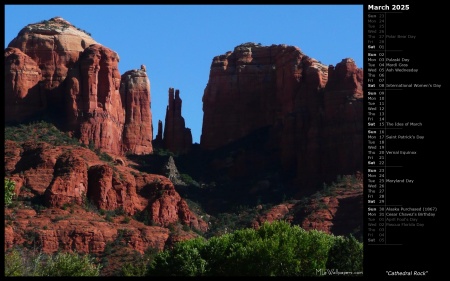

155,120,163,144
87,164,140,215
201,43,302,150
4,206,170,255
5,17,154,157
6,17,98,121
135,174,208,232
201,43,363,190
44,152,88,207
5,137,207,230
4,140,24,176
251,203,296,229
163,88,192,154
9,142,61,196
314,58,363,185
4,139,208,256
65,44,125,155
4,47,43,123
120,66,153,155
288,58,363,189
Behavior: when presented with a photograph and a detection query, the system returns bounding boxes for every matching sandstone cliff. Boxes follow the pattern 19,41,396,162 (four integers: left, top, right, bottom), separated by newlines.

6,17,98,123
65,44,125,155
4,47,43,122
120,66,153,155
5,17,153,156
201,43,363,190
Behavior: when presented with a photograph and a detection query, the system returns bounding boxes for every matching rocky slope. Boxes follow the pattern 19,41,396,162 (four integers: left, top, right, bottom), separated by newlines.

4,136,207,257
251,173,363,238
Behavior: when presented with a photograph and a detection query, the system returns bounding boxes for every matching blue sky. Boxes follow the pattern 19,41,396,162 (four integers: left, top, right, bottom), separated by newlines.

5,4,363,144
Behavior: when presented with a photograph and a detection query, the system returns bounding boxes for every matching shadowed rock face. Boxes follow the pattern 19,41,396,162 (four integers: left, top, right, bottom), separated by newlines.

201,43,363,190
163,88,192,154
4,47,43,122
251,173,363,238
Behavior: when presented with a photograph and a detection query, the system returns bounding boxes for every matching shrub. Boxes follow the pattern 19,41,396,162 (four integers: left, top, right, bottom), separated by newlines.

147,221,358,276
98,151,114,163
119,261,148,276
180,173,194,185
326,234,363,273
5,248,101,276
148,237,208,276
122,216,131,224
4,248,24,276
34,251,101,276
5,178,16,207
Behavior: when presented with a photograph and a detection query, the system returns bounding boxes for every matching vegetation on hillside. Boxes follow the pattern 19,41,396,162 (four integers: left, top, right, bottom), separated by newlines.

5,248,101,276
4,122,363,276
5,120,80,146
5,221,362,276
4,178,16,207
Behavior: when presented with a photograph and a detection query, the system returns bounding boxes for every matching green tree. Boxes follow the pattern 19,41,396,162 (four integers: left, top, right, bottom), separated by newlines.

147,221,352,276
326,234,363,273
148,238,207,276
34,251,101,276
4,248,24,276
4,178,16,207
119,261,148,276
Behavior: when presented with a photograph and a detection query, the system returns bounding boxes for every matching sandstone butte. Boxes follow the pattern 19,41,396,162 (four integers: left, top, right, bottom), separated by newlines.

200,42,363,191
5,16,153,156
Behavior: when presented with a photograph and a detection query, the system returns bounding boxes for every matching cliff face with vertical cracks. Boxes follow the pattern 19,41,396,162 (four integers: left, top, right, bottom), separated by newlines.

64,44,125,155
5,17,153,156
201,43,363,191
120,66,153,155
202,43,304,150
163,88,192,154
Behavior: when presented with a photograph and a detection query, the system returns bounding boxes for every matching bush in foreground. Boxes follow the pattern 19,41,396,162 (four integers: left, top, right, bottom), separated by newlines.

147,220,363,276
4,248,101,276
